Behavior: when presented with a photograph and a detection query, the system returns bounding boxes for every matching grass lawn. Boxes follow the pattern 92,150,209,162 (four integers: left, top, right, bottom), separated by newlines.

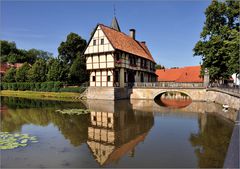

0,90,83,102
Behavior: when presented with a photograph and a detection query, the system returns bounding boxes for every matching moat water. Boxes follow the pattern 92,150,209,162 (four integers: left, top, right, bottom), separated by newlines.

0,96,236,168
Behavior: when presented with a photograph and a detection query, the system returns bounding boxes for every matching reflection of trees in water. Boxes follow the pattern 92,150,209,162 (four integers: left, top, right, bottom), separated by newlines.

189,114,234,168
1,96,86,109
1,97,90,146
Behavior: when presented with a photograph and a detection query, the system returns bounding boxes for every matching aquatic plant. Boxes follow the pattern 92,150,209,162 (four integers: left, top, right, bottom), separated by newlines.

55,109,90,115
0,132,38,150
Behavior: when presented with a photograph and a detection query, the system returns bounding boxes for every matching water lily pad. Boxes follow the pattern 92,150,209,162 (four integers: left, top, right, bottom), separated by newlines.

14,133,21,137
20,139,28,144
0,132,38,150
31,141,39,143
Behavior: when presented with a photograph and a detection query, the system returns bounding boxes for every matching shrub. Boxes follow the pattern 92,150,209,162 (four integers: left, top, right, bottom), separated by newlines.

59,87,84,93
1,83,8,90
17,82,24,91
12,83,18,91
24,83,30,91
54,81,63,91
51,88,59,92
30,83,35,91
46,81,54,92
1,81,79,93
35,83,41,91
7,83,13,90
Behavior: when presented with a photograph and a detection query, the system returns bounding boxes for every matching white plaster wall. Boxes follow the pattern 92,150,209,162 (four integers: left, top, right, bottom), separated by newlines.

84,25,114,55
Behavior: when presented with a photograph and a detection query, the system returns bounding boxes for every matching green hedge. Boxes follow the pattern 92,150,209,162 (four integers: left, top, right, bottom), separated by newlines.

1,82,64,92
0,82,87,93
59,87,86,93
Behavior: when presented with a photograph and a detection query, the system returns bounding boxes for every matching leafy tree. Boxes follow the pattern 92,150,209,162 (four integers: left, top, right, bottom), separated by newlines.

155,64,165,69
27,49,53,61
47,59,68,82
193,0,239,82
0,40,17,56
0,40,53,64
0,40,17,63
3,67,16,82
27,59,47,82
15,62,31,82
69,54,89,84
58,32,87,64
25,49,53,64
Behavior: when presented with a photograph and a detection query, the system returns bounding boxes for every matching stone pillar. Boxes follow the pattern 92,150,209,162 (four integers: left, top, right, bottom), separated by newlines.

120,68,125,88
204,68,209,87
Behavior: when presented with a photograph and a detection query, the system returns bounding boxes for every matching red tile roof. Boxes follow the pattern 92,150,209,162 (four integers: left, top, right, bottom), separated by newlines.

0,63,11,74
156,66,203,83
100,24,155,63
14,63,24,68
0,63,24,74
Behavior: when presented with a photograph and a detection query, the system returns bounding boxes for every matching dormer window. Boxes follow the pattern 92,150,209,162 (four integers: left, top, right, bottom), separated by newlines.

93,40,96,46
101,39,104,45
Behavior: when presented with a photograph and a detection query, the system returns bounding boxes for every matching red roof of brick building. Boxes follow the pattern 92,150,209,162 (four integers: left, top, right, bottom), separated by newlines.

0,63,11,74
100,24,155,63
156,66,203,83
0,63,24,74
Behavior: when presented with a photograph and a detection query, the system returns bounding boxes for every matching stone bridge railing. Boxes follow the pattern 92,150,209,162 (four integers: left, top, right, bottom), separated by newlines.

133,82,204,88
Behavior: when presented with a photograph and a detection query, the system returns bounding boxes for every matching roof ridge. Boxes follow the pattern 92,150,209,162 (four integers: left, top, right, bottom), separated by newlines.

137,41,155,62
100,24,155,63
100,24,147,46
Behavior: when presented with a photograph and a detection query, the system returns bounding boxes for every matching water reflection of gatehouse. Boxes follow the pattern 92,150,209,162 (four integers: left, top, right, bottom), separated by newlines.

86,100,154,166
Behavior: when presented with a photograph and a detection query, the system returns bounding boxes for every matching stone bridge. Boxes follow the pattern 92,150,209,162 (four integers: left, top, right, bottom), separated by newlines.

130,88,206,101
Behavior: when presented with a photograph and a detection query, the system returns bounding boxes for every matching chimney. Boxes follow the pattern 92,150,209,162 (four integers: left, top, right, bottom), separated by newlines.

141,41,146,45
129,29,136,39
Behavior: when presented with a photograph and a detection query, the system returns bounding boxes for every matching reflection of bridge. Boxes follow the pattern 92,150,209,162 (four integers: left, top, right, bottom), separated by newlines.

129,84,240,109
130,99,238,122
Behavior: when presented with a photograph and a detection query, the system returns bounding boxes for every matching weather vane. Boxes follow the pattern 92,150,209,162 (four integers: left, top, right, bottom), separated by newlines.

113,4,116,17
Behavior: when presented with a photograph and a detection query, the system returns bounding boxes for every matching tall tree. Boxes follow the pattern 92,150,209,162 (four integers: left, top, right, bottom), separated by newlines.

3,67,16,82
26,49,53,64
58,32,87,64
193,0,239,82
0,40,17,63
47,59,68,82
15,62,31,82
155,63,165,69
27,59,47,82
69,54,89,84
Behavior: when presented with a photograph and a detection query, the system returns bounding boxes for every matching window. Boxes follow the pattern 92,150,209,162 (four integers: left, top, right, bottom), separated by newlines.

93,116,96,121
107,75,111,82
101,38,104,45
108,117,111,123
92,76,96,82
129,55,132,64
93,40,96,46
124,72,126,83
116,53,120,61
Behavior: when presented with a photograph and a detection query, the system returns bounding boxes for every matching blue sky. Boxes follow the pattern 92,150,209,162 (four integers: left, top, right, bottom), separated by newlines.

1,0,211,68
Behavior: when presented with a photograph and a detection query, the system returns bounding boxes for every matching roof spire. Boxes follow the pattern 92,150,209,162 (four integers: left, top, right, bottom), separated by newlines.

111,5,121,32
114,4,116,17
